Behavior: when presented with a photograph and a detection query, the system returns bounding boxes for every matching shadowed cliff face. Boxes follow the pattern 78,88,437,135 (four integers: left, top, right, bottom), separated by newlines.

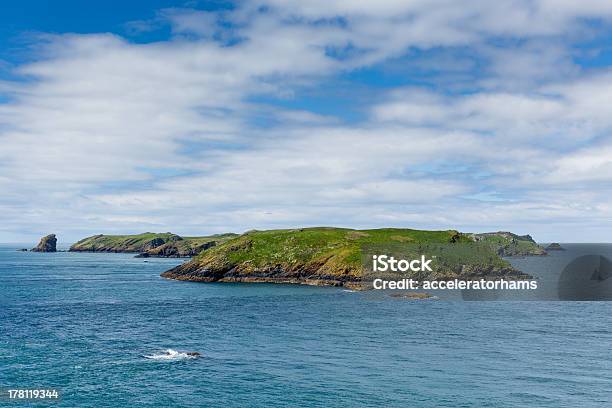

31,234,57,252
161,228,532,289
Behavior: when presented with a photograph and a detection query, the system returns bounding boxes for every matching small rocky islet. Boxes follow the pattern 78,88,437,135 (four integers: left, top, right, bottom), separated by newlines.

31,234,57,252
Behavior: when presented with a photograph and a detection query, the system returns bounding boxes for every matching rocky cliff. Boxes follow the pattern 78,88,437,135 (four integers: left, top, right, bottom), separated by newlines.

31,234,57,252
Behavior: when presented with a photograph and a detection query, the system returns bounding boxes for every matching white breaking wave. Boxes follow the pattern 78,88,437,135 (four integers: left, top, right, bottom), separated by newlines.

143,349,199,361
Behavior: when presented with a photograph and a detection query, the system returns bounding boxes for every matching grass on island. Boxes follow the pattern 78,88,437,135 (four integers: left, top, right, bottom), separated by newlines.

215,227,466,267
469,232,546,256
70,232,238,253
182,227,516,281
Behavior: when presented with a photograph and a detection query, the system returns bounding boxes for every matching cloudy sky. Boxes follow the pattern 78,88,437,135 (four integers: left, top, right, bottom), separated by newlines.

1,0,612,243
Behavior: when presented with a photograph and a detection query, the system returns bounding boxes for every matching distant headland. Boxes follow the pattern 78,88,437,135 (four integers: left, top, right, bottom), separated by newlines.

68,232,238,257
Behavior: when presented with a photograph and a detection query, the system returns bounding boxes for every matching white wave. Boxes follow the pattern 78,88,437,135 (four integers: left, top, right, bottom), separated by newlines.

143,349,200,361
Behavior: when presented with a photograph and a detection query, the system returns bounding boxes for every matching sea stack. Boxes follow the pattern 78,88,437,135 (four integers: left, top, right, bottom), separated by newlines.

31,234,57,252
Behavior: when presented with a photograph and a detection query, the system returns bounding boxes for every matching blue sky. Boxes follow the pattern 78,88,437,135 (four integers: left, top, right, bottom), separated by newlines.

2,0,612,243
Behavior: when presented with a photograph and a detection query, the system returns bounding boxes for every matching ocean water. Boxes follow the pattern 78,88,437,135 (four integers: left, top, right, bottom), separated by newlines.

1,244,612,407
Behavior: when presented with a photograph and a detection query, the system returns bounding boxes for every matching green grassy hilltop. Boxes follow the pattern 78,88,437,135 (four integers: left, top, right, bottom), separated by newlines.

70,232,238,257
161,227,536,288
468,232,546,256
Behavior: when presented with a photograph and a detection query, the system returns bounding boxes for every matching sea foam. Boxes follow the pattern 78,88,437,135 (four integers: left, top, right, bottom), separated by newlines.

144,349,199,361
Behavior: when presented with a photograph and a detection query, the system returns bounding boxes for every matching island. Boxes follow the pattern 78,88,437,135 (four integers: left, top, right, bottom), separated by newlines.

69,232,238,257
31,234,57,252
545,243,565,251
468,231,547,256
161,227,537,289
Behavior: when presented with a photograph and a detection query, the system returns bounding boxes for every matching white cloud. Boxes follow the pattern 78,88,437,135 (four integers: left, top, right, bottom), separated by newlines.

371,71,612,150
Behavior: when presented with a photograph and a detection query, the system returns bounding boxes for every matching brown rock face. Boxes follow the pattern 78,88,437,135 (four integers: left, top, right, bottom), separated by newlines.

32,234,57,252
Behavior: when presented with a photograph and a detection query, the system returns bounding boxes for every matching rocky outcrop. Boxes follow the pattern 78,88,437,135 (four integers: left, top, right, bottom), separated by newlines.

545,243,565,251
31,234,57,252
469,231,547,256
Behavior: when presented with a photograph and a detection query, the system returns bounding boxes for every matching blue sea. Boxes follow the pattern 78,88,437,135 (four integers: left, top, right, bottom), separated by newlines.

1,244,612,407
